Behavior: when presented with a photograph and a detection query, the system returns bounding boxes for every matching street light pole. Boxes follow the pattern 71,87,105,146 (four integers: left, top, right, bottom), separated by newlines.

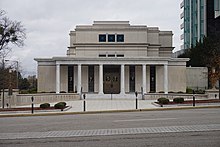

5,60,19,90
15,61,18,90
2,59,5,108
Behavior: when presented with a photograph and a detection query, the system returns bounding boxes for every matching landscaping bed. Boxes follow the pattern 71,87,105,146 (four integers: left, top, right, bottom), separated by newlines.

155,99,220,105
0,106,68,112
0,102,68,112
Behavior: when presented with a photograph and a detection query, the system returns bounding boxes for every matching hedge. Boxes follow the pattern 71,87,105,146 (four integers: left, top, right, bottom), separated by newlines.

173,97,184,103
40,103,50,109
157,97,169,104
54,102,67,109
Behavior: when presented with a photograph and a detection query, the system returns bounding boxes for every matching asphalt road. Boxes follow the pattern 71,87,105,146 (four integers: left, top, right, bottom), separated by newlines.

0,108,220,147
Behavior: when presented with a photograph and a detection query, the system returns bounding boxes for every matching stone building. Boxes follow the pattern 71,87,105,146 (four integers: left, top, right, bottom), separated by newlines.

35,21,188,98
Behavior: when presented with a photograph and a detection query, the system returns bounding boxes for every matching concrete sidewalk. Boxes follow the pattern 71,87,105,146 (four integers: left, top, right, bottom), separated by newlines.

0,99,220,116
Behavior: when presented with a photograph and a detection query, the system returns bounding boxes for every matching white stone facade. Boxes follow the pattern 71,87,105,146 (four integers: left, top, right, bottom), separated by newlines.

35,21,188,98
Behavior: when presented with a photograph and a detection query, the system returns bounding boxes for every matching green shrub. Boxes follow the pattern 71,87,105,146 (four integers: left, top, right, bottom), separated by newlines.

19,90,29,94
40,103,50,109
173,97,184,103
54,103,65,109
54,102,67,109
168,91,174,93
28,88,37,94
157,97,169,104
58,102,67,107
177,91,184,93
186,88,193,94
158,91,164,93
59,91,66,93
50,91,56,93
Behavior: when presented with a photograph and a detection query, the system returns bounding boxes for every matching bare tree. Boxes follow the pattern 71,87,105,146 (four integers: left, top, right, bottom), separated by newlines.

0,10,26,58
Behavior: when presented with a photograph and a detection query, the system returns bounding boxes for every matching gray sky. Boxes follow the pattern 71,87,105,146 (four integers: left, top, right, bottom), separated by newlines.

1,0,182,76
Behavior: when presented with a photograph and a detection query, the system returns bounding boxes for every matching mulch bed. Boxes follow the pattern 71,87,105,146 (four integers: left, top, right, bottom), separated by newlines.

155,99,220,105
0,106,67,112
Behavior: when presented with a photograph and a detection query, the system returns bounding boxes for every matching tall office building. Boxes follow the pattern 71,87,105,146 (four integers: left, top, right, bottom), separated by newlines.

180,0,220,50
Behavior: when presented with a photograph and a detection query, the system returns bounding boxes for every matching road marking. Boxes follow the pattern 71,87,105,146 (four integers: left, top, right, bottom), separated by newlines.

113,118,177,122
0,124,220,140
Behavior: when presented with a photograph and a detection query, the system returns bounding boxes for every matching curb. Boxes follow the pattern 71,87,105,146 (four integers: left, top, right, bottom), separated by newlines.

0,105,219,118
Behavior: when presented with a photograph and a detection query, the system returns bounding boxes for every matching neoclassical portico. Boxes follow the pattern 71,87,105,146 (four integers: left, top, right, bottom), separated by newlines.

54,58,171,95
35,21,188,98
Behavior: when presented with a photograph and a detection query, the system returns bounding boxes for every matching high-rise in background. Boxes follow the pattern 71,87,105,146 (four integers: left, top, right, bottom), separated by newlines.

179,0,220,51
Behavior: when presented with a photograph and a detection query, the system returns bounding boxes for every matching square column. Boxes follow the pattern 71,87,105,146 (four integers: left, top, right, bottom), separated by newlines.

99,64,103,94
120,64,125,94
56,64,60,93
142,64,146,94
164,64,168,94
77,64,81,94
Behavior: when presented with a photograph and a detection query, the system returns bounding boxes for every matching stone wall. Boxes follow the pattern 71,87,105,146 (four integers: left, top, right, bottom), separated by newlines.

144,93,208,100
4,93,80,107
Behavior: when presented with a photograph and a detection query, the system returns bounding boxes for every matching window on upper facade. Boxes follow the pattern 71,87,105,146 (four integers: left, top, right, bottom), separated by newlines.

116,54,124,57
117,34,124,42
108,34,115,42
99,34,106,42
99,54,106,57
108,54,115,57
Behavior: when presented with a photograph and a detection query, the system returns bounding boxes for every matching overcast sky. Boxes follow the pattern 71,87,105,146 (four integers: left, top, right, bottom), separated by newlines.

1,0,183,76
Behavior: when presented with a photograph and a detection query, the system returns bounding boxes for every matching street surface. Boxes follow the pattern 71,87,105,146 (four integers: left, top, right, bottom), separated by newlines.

0,108,220,146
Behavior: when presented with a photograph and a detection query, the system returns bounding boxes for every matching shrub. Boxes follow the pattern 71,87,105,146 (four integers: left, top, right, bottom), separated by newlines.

158,91,164,93
177,91,184,93
186,88,193,94
58,102,67,107
168,91,174,93
173,97,184,103
28,88,37,94
54,102,67,109
60,91,66,93
50,91,56,93
40,103,50,109
20,90,29,94
157,97,169,104
54,103,65,109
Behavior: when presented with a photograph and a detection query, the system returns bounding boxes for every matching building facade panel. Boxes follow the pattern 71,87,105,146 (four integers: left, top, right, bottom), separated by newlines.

37,65,56,92
35,21,189,98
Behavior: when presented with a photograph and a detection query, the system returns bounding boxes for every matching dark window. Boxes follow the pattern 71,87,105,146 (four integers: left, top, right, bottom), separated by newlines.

99,54,106,57
117,34,124,42
88,66,94,92
68,66,74,93
99,34,106,42
108,34,115,42
150,65,156,93
108,54,115,57
116,54,124,57
129,66,135,92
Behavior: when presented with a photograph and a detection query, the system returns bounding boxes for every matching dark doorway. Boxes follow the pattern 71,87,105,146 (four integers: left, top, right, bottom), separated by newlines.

150,65,156,93
103,65,120,94
68,66,74,93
